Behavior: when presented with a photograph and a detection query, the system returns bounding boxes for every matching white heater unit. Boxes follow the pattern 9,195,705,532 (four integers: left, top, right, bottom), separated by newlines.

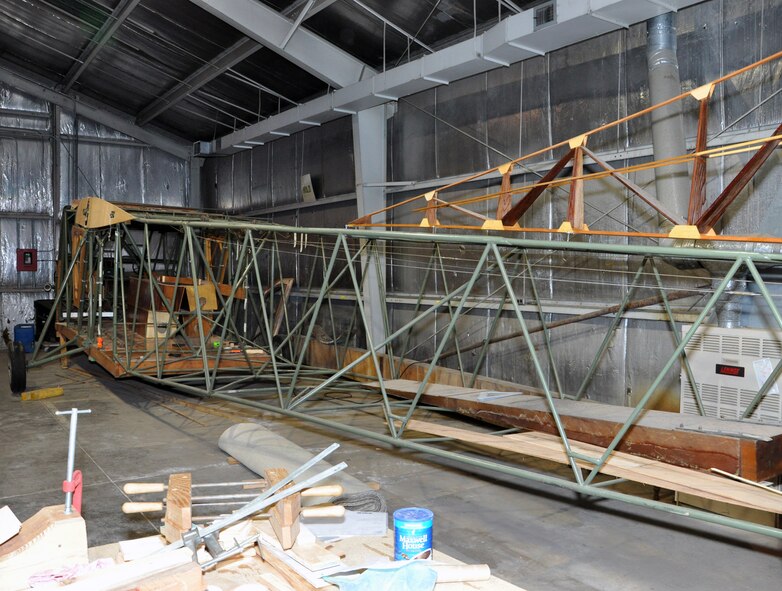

680,325,782,424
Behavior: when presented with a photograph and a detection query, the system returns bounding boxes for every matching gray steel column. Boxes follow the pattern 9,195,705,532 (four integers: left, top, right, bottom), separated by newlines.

352,105,388,349
646,13,689,223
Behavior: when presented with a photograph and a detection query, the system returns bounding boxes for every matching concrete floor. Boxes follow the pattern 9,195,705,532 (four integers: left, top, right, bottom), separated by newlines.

1,351,781,590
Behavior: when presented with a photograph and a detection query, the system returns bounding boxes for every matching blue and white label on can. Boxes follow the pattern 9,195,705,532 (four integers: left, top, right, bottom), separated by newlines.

393,507,433,561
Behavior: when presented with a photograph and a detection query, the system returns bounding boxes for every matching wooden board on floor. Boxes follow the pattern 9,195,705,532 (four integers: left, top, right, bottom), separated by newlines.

404,419,782,514
374,379,782,480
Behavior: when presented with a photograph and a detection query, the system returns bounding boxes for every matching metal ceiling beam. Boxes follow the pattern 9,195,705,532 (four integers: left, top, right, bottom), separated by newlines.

0,63,191,160
137,0,335,126
213,0,703,154
281,0,316,49
136,37,262,126
350,0,434,53
188,0,374,88
282,0,338,19
62,0,141,92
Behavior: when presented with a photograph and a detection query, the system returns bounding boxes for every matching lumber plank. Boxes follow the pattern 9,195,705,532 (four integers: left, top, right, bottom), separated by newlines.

160,473,191,544
265,468,301,550
378,379,782,480
257,520,341,572
259,544,318,591
287,539,341,572
61,547,194,590
133,561,203,591
404,419,782,514
0,505,88,591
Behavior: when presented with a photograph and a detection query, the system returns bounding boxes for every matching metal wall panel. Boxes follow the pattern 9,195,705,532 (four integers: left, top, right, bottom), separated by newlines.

59,112,135,140
624,24,653,149
0,219,54,290
251,145,271,211
392,90,437,182
144,148,189,206
1,291,48,333
203,116,357,214
271,136,300,206
201,157,218,209
0,137,52,214
0,86,189,344
487,63,522,168
436,75,489,178
320,117,355,197
722,0,764,131
677,1,722,136
520,56,551,161
232,149,252,211
0,81,49,131
625,318,681,411
216,155,234,210
100,145,144,203
0,219,18,287
301,126,324,200
759,0,782,126
549,32,622,154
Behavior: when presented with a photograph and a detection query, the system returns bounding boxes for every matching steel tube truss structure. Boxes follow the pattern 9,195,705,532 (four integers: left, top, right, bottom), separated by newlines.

29,200,782,540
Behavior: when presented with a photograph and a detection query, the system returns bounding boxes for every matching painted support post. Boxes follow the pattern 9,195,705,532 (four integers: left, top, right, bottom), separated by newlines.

566,143,585,231
687,91,712,223
352,105,387,350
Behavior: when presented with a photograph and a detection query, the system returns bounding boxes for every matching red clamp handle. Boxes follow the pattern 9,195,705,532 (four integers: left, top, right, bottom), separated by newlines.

63,470,84,514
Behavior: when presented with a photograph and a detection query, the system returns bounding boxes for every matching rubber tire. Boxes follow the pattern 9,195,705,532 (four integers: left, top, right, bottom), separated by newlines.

9,341,26,395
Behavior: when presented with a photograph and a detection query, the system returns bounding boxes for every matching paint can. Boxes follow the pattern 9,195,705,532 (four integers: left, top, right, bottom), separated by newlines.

14,323,35,353
393,507,433,560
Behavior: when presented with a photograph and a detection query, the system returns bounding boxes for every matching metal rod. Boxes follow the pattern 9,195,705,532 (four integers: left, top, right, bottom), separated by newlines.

524,251,564,398
55,408,92,514
741,259,782,418
573,257,648,402
490,243,584,484
397,245,491,435
650,259,706,416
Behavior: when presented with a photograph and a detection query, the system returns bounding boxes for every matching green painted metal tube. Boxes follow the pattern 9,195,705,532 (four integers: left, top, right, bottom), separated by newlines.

130,216,782,264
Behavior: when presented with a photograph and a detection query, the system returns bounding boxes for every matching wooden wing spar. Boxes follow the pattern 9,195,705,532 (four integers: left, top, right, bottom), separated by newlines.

348,50,782,244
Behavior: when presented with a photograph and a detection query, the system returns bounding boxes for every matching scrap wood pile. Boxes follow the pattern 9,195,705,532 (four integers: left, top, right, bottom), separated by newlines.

0,423,503,591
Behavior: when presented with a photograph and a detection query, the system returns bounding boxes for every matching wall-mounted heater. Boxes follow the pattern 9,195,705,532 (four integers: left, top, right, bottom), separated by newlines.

680,325,782,424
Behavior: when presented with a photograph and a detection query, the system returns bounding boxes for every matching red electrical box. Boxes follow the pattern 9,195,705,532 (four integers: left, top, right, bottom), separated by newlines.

17,248,37,272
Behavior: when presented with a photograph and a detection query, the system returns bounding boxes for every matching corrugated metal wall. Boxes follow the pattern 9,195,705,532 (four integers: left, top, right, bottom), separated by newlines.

0,82,190,345
200,0,782,407
202,116,356,214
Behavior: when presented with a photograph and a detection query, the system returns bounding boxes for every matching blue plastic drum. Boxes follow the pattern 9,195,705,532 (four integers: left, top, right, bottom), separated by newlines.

14,323,35,353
